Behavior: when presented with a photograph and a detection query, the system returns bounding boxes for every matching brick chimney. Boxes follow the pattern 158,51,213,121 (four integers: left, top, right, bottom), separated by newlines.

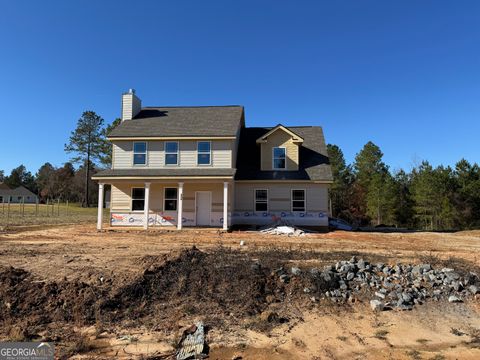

121,89,141,121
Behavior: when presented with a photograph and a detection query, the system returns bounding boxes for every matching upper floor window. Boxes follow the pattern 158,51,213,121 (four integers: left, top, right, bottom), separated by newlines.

255,189,268,212
273,147,286,169
133,142,147,165
165,141,179,165
197,141,211,165
131,187,145,211
292,189,305,212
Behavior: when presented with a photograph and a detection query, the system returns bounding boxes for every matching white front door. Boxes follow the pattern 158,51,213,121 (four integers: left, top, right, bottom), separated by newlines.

196,191,211,226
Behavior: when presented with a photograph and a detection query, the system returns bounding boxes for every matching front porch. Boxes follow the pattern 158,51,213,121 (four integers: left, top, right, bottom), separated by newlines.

96,180,232,230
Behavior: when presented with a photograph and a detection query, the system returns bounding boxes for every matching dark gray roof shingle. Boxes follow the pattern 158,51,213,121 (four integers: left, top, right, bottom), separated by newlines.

235,126,333,182
108,106,244,138
92,168,236,179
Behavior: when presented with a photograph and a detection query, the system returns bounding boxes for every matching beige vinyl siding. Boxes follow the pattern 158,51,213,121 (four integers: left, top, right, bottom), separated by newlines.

234,182,329,213
110,182,232,213
111,183,134,211
112,140,232,169
112,142,132,169
260,130,299,171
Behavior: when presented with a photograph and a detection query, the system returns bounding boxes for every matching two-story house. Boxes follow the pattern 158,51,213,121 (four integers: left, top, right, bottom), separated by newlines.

92,90,333,230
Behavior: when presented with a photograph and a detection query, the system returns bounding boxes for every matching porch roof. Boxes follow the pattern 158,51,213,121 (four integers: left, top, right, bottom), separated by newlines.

92,168,236,180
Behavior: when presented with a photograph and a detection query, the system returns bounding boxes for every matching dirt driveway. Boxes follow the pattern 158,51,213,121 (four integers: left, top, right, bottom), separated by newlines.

0,225,479,359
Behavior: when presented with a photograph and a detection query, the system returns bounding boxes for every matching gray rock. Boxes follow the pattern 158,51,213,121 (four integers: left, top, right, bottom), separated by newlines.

448,295,463,303
346,272,355,281
445,271,461,281
452,281,463,292
401,293,413,303
375,291,386,299
291,267,301,276
370,299,384,312
279,274,290,283
322,272,332,282
357,259,366,270
469,285,479,295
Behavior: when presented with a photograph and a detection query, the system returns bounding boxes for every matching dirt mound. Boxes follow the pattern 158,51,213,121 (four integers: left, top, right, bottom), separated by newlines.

0,266,106,334
100,247,284,325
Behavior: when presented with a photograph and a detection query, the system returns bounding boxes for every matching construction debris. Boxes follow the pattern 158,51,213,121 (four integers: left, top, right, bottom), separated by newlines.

176,321,205,360
260,225,305,236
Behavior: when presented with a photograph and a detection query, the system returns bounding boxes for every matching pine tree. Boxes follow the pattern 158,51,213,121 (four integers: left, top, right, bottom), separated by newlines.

100,118,122,167
4,165,36,192
327,144,353,219
353,141,389,224
65,111,105,207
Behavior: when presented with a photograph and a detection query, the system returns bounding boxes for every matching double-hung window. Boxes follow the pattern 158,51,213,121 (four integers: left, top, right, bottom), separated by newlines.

273,147,286,169
292,189,306,212
131,188,145,211
255,189,268,212
164,188,178,211
165,141,179,165
197,141,211,165
133,142,147,165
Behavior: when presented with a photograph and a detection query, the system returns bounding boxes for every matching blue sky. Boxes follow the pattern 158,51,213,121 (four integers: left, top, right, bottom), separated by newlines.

1,0,479,175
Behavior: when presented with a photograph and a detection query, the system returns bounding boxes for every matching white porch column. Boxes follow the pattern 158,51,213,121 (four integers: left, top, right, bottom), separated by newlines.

144,182,151,230
223,181,228,230
97,183,104,230
177,182,184,230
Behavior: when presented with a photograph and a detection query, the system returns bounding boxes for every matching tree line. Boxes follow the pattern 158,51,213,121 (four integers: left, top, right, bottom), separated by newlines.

328,142,480,231
0,111,120,207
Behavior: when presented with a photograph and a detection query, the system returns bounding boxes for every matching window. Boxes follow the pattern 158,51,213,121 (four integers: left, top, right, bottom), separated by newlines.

197,141,211,165
165,142,179,165
164,187,178,211
292,189,305,212
273,147,286,169
255,189,268,212
133,142,147,165
131,188,145,211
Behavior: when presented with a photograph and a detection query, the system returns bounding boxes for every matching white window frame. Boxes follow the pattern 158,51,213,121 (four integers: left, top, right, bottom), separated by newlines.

291,189,306,212
165,141,179,166
272,146,287,170
133,141,148,166
131,187,145,212
254,189,269,212
197,141,212,166
163,187,178,211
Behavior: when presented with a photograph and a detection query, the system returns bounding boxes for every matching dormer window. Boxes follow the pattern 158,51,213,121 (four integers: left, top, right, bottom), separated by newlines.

197,141,211,165
133,142,147,165
273,147,286,170
165,141,179,165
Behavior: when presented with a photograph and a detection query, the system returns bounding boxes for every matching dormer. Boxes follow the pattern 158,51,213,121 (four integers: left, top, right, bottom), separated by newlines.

256,124,304,171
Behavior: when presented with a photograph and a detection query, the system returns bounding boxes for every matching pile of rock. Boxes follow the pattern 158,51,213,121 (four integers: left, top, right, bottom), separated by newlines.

290,257,479,311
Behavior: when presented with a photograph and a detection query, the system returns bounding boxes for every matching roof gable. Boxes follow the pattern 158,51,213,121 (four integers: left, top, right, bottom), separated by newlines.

236,126,332,182
255,124,304,144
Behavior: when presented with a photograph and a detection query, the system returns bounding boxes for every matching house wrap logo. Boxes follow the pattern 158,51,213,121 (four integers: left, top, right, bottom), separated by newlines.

0,342,54,360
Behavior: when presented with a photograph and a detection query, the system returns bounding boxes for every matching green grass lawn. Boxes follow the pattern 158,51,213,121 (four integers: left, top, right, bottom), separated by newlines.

0,202,108,227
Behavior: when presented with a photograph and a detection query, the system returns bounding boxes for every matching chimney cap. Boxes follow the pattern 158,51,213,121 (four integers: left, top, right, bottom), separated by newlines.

128,88,136,94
